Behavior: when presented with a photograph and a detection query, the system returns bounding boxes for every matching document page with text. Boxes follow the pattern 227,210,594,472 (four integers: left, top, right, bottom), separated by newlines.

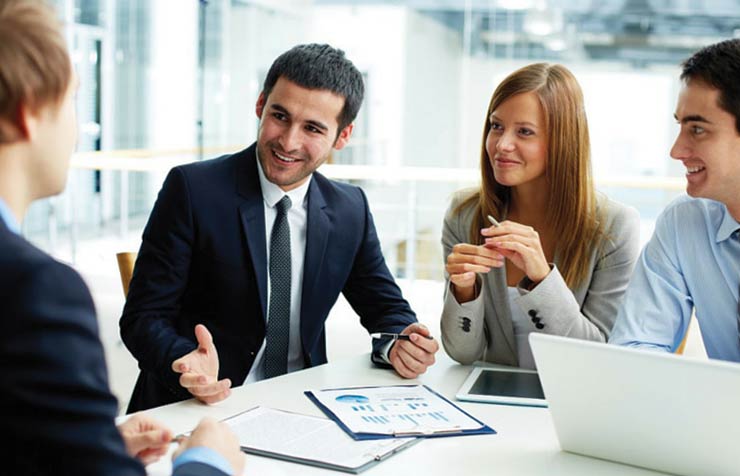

223,406,417,473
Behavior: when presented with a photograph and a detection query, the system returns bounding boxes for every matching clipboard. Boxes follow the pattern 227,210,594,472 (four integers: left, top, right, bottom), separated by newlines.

305,384,496,440
221,406,420,474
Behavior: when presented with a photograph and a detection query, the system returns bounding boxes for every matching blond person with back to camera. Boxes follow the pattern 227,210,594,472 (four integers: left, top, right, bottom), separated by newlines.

0,1,243,474
441,64,641,368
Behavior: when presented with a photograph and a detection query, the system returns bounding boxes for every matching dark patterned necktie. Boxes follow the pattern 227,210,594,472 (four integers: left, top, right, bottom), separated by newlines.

263,195,292,378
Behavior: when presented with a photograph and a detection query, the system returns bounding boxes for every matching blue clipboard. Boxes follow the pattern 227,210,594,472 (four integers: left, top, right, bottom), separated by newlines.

305,384,496,440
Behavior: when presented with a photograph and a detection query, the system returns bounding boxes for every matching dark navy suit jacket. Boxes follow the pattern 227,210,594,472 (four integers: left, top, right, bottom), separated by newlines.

121,144,416,412
0,219,226,475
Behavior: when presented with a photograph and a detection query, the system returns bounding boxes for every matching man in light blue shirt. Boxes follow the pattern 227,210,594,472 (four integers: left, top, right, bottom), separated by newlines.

610,38,740,362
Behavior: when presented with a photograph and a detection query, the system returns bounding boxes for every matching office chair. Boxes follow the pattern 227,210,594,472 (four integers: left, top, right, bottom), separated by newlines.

115,251,137,298
676,311,705,357
676,333,688,355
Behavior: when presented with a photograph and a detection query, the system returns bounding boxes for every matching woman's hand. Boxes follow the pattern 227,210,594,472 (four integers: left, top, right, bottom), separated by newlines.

446,243,503,302
481,221,551,285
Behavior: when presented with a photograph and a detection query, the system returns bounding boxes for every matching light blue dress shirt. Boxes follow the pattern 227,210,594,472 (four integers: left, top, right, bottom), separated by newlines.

610,195,740,362
0,197,20,234
172,446,234,475
0,199,232,474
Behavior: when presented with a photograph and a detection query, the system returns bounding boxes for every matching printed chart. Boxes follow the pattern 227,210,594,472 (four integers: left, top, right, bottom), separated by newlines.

308,385,486,436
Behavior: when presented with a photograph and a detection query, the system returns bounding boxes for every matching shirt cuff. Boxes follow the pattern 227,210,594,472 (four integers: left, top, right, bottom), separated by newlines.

379,339,394,364
173,446,234,475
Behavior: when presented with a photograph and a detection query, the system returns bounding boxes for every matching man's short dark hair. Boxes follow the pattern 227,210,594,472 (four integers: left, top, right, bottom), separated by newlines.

262,43,365,133
681,38,740,134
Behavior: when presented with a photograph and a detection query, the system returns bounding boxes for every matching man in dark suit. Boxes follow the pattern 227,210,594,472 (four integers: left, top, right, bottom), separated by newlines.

121,43,439,412
0,1,243,474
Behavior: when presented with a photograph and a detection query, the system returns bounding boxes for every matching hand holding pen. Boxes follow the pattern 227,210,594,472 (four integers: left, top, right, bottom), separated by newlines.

482,214,551,285
118,414,172,465
172,418,245,476
445,214,505,303
378,323,439,379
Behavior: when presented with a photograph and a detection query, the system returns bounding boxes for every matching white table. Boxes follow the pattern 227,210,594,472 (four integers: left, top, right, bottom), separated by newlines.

145,353,662,475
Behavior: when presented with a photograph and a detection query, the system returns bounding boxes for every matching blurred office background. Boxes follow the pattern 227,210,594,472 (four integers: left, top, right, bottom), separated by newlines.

31,0,740,411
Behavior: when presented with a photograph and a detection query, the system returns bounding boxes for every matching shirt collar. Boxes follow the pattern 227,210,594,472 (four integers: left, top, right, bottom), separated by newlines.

255,149,311,209
716,202,740,243
0,197,20,235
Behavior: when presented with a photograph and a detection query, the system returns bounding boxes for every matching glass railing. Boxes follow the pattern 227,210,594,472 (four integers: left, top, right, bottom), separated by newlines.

26,148,685,282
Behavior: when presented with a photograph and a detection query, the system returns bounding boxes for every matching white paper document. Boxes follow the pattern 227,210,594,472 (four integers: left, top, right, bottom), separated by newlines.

222,406,417,473
308,384,487,436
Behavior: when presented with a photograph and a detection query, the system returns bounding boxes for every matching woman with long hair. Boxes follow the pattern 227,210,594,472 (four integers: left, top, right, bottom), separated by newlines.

441,63,640,368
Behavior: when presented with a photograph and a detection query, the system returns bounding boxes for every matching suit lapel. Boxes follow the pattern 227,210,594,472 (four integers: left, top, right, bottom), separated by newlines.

236,146,268,320
301,177,330,335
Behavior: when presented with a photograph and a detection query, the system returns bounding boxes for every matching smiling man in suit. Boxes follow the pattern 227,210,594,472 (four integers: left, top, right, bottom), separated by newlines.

0,1,243,474
121,43,439,412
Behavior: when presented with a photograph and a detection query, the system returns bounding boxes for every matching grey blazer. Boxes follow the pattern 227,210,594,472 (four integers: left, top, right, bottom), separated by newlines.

440,192,640,367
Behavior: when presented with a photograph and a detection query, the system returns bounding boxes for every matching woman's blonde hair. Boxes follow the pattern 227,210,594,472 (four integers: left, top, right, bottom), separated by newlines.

457,63,603,288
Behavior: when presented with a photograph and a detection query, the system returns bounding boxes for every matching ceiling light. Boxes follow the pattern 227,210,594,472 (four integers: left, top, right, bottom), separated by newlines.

545,36,567,51
524,7,563,36
496,0,535,10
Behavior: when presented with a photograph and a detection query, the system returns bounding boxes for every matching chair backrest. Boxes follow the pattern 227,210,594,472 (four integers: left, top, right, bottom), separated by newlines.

676,330,688,354
675,310,706,358
116,252,137,297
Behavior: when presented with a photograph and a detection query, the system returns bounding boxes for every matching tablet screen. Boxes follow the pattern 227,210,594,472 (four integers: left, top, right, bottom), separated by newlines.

469,369,545,399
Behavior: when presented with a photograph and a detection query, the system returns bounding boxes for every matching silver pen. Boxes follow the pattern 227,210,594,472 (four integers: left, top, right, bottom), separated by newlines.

370,332,433,341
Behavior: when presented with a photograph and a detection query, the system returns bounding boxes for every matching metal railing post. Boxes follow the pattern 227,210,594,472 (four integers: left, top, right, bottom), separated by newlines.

405,181,417,282
120,170,129,237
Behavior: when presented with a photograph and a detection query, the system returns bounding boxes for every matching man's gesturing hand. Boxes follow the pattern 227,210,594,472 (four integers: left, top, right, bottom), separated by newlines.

172,324,232,404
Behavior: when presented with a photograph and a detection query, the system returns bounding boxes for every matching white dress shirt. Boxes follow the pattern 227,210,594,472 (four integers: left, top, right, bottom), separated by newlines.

245,156,311,383
507,287,536,369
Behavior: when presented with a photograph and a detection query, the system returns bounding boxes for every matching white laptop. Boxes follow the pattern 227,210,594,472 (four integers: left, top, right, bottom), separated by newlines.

529,333,740,476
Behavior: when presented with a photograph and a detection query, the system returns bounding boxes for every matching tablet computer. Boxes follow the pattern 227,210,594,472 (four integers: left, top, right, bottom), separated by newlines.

456,366,547,407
